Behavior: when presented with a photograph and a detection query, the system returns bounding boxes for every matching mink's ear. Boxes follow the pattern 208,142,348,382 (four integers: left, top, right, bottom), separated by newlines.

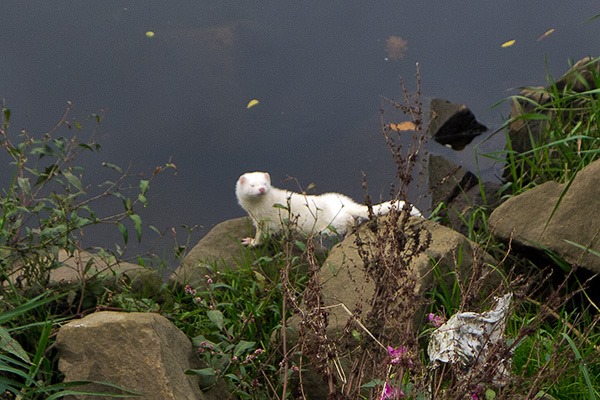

264,172,271,184
239,176,246,185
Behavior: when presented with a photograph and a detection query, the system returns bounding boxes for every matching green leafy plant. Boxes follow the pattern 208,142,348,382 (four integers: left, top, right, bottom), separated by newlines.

0,102,172,296
0,102,170,397
173,251,304,398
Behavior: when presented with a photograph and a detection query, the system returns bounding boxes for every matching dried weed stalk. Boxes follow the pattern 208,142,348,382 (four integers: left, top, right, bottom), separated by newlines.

281,65,432,399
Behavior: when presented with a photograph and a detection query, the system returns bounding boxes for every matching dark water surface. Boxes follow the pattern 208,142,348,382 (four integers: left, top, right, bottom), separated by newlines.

2,2,599,259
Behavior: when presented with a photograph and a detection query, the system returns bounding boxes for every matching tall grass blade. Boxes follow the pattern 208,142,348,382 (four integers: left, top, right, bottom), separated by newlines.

561,332,599,400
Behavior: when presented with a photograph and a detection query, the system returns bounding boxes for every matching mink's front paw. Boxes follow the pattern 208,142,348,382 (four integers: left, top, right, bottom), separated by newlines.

241,237,255,247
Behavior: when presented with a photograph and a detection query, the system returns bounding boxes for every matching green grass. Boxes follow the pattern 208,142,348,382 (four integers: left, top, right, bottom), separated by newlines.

487,57,600,196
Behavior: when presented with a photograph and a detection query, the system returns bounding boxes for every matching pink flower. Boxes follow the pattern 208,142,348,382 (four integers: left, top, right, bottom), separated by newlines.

380,381,404,399
387,345,408,365
470,384,484,399
428,313,444,327
184,284,197,296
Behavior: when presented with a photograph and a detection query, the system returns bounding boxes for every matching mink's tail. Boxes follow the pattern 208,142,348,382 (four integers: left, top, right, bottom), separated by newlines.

372,200,422,218
350,200,422,221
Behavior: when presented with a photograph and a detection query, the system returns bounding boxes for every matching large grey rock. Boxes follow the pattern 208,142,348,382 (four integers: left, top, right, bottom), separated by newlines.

320,218,500,333
171,217,253,285
172,217,328,286
56,311,208,400
490,159,600,274
554,56,600,93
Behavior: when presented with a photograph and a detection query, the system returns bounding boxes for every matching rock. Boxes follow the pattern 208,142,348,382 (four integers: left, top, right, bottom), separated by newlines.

52,249,162,296
56,311,210,400
490,158,600,275
428,98,487,150
554,56,600,93
5,249,163,305
171,217,253,285
444,181,503,237
320,218,500,333
429,155,479,208
172,217,328,286
428,155,502,236
506,86,550,156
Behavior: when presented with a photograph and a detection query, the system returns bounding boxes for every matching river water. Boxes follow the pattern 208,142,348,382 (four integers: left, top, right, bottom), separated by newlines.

1,2,599,260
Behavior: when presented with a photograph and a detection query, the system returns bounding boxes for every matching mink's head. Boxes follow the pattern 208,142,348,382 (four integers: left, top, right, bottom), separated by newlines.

236,171,271,199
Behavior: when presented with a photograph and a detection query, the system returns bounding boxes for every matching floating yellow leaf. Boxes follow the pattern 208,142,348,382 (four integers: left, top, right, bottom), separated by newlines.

501,39,516,48
537,28,555,41
145,31,155,38
246,99,260,109
389,121,417,131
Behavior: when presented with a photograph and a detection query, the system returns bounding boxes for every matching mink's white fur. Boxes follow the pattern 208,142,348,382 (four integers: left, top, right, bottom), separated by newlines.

236,171,421,247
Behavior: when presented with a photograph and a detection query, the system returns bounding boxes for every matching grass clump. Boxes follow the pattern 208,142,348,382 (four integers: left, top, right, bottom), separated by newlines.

497,56,600,194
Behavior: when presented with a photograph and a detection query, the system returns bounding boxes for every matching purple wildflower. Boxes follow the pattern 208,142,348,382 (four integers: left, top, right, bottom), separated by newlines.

380,381,404,399
184,284,197,296
387,345,408,365
428,313,445,327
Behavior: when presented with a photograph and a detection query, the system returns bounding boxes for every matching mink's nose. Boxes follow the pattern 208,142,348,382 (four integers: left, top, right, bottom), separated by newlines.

258,187,265,194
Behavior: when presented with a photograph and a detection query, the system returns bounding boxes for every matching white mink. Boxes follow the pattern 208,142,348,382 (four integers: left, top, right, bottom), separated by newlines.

235,171,421,247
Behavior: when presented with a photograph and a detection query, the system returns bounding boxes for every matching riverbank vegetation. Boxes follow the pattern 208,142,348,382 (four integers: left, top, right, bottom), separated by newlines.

0,59,599,399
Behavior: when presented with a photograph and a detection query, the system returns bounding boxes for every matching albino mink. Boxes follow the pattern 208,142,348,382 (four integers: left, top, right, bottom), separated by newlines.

236,171,421,246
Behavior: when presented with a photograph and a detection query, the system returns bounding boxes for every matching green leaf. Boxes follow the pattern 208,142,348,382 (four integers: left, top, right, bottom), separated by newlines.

139,180,150,195
28,322,52,381
129,214,142,242
192,335,219,350
294,240,306,252
43,380,142,399
0,293,56,326
273,203,289,210
78,142,101,152
34,165,60,186
62,171,83,192
101,162,123,174
185,367,216,377
116,222,128,244
0,326,31,364
361,379,384,389
561,332,598,400
123,198,132,212
233,340,255,357
207,310,224,330
137,194,148,206
17,177,31,197
2,107,10,131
